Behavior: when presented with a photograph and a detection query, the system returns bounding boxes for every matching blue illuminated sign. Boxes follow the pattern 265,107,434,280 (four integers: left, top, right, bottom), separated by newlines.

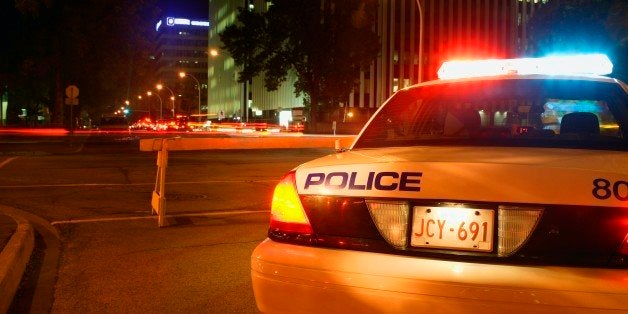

162,17,209,28
191,21,210,27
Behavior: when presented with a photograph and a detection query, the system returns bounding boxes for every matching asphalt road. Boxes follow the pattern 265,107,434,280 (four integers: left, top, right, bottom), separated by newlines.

0,134,334,312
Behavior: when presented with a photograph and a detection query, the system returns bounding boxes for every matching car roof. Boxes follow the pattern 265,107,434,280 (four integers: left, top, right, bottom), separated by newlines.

402,74,625,91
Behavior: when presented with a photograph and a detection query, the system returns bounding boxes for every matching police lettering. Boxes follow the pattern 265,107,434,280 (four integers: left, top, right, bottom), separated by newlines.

304,171,422,191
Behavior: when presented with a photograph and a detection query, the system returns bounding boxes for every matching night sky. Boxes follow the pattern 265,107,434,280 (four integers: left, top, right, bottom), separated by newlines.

158,0,209,20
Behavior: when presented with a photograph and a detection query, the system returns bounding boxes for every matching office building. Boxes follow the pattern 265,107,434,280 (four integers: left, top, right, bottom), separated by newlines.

207,0,546,129
154,15,210,117
208,0,304,124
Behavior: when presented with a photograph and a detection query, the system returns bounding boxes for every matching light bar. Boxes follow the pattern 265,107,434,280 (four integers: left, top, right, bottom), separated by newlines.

437,54,613,79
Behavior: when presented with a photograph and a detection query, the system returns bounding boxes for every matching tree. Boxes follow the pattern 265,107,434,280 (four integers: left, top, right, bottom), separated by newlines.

8,0,160,126
220,0,379,125
527,0,627,81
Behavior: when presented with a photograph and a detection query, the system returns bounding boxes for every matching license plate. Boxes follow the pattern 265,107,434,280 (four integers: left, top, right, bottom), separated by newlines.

410,206,494,252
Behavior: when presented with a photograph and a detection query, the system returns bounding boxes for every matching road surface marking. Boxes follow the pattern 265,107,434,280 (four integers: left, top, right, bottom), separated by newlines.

50,209,270,225
0,157,18,169
0,179,277,188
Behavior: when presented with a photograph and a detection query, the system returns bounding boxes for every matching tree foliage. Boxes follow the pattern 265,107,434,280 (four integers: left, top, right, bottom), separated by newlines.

528,0,627,81
219,0,379,122
4,0,160,125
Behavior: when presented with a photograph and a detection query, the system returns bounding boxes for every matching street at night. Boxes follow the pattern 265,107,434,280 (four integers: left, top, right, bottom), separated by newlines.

2,0,626,312
0,133,333,312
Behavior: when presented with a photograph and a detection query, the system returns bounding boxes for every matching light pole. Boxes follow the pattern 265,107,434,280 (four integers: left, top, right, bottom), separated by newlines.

156,84,176,118
124,100,130,118
416,0,423,83
147,90,163,120
137,95,150,119
179,71,202,122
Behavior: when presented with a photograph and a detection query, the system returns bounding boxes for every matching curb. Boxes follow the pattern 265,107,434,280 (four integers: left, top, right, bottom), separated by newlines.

0,214,35,313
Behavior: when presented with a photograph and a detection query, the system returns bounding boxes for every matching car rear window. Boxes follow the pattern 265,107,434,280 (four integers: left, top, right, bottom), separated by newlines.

354,78,628,151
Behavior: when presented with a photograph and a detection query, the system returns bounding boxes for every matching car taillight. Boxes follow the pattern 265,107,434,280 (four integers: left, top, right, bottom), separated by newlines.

497,206,543,257
366,200,409,249
269,171,313,234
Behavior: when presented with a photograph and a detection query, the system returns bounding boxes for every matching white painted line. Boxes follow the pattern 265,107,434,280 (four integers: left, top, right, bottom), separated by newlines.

50,209,270,225
0,157,18,169
0,179,277,189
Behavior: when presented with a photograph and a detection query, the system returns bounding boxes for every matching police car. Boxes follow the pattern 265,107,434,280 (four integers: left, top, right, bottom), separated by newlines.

251,54,628,313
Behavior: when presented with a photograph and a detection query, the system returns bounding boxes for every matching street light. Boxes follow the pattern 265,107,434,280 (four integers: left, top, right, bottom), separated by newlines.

137,95,144,117
123,100,130,117
416,0,423,83
147,90,163,120
179,71,201,122
156,83,176,118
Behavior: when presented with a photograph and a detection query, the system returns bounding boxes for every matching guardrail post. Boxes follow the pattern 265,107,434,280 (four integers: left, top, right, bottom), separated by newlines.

151,139,169,227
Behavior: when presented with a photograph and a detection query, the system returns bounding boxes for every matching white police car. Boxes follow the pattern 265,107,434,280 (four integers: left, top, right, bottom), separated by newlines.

251,54,628,313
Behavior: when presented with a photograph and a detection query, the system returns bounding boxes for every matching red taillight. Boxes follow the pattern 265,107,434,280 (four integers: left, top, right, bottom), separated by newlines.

269,171,312,234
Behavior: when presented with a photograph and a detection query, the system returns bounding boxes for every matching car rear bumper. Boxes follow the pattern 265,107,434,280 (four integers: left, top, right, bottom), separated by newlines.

251,239,628,313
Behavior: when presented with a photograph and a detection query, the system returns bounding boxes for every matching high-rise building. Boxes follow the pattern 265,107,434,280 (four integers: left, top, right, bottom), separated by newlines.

154,15,210,117
371,0,547,107
208,0,304,124
208,0,546,129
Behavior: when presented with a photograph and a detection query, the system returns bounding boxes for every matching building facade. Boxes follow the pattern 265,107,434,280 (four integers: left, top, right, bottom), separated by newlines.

154,16,210,117
208,0,304,124
206,0,246,121
207,0,546,128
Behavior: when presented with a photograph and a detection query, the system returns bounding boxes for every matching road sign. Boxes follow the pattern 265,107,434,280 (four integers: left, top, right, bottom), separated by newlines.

65,85,79,99
65,98,79,105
